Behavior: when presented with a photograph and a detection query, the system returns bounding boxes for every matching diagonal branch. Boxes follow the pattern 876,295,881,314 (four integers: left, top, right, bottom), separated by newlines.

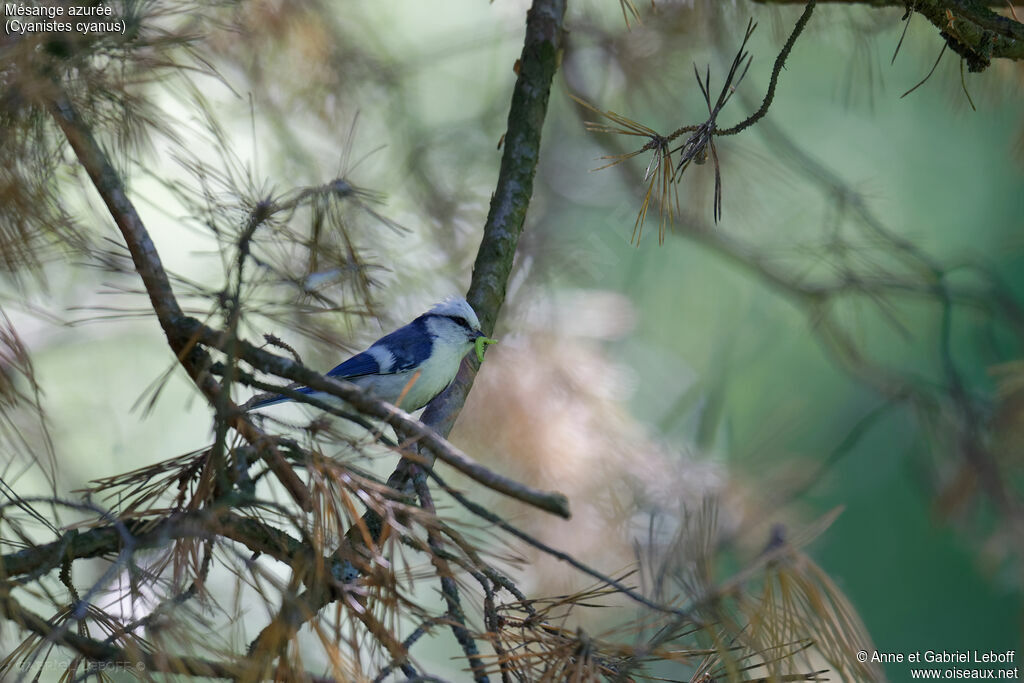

422,0,568,440
46,90,311,511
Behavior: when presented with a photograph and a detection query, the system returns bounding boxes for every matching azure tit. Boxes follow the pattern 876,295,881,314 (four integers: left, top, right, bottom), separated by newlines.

249,297,495,412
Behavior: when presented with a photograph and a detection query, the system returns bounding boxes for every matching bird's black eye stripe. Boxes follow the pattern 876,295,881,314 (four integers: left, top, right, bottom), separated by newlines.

449,315,472,331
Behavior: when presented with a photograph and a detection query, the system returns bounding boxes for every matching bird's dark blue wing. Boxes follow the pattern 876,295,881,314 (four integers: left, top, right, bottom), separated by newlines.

369,318,434,373
325,351,381,379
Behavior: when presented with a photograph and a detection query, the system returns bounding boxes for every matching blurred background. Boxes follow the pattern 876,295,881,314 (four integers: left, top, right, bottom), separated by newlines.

4,0,1023,678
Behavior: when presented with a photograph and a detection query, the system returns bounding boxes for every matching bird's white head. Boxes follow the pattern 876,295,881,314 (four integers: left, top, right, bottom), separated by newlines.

423,297,484,350
429,297,481,329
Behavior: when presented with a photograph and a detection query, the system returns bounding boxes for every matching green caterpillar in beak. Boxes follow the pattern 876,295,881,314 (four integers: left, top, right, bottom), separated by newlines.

475,335,498,362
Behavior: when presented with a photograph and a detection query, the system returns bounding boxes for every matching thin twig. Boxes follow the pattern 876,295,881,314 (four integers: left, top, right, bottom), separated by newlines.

901,42,948,97
413,474,489,682
427,470,689,619
892,4,916,64
719,0,817,136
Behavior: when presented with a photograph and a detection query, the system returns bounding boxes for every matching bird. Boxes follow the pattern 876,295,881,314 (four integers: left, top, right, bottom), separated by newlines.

247,297,494,412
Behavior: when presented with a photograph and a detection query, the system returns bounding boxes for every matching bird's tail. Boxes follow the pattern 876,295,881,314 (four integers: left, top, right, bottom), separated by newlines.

243,385,313,411
243,392,289,411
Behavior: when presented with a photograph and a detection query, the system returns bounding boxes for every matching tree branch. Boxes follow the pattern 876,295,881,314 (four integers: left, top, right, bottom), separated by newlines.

46,91,312,511
422,0,568,439
753,0,1024,67
1,510,310,582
